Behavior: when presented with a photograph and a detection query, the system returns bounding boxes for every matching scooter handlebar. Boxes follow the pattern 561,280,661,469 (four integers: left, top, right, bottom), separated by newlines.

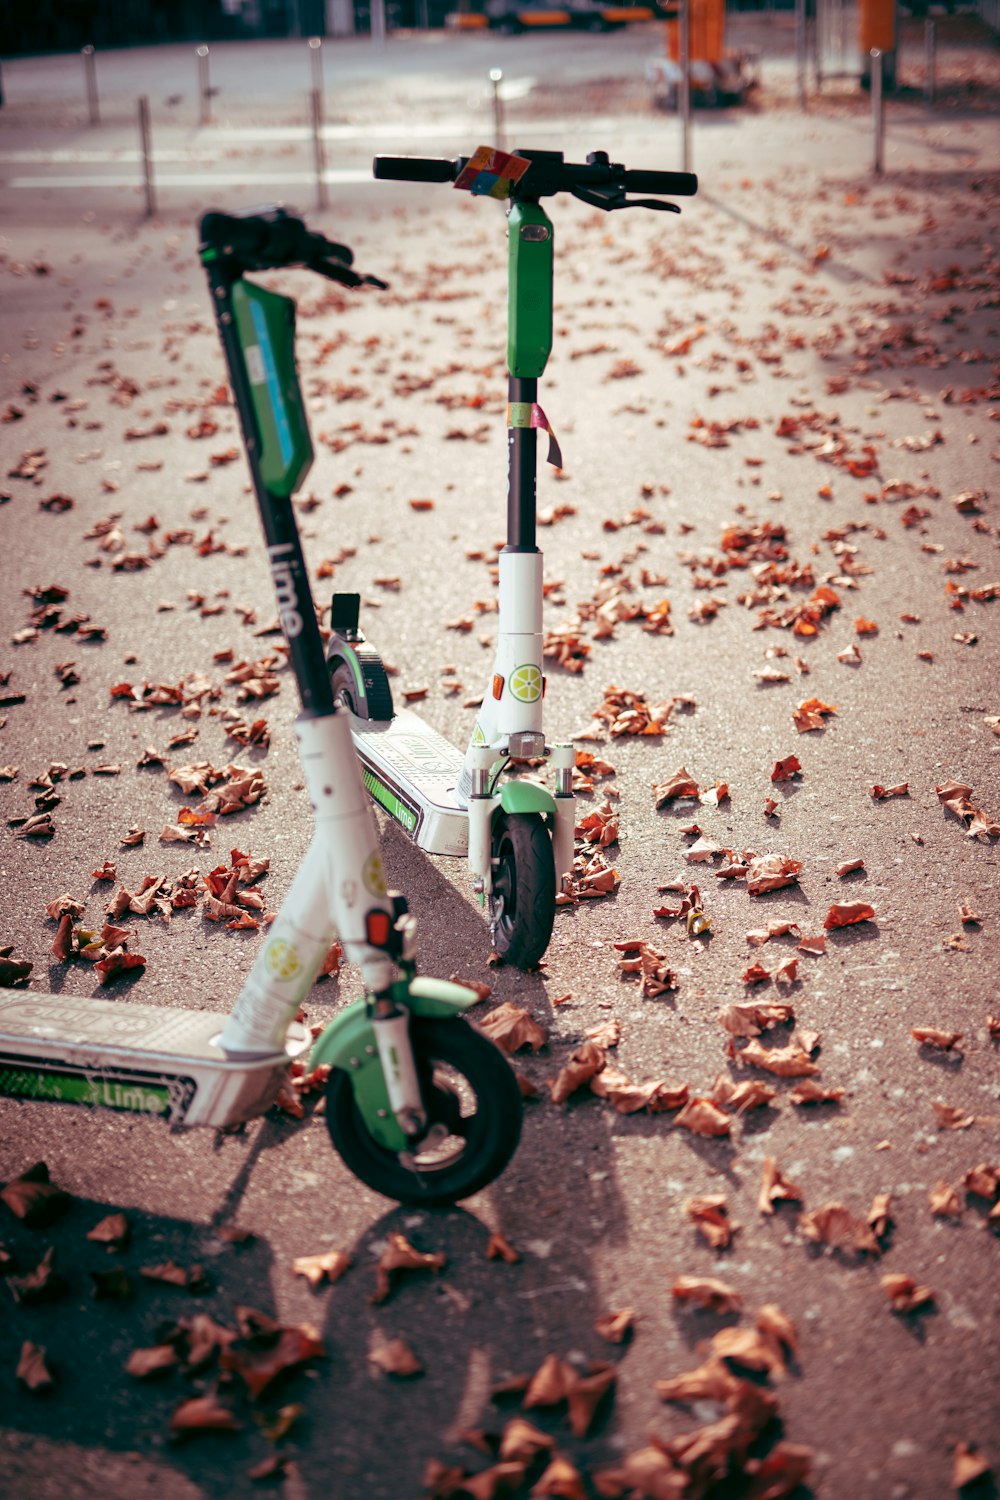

200,206,387,287
372,156,461,183
371,153,697,204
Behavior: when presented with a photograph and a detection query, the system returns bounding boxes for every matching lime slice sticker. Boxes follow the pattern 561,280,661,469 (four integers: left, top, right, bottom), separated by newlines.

264,938,301,982
509,663,542,704
471,722,487,747
363,851,388,897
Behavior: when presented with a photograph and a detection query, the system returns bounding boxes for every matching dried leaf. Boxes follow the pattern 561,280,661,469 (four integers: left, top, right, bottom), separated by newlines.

368,1337,423,1377
220,1320,326,1399
548,1041,606,1104
746,853,803,896
757,1157,804,1215
125,1344,180,1378
823,901,876,930
594,1307,636,1343
962,1163,999,1200
952,1442,993,1490
929,1180,963,1219
881,1273,935,1314
719,1001,795,1037
932,1100,975,1131
789,1078,844,1106
291,1248,352,1288
1,1162,70,1226
744,1440,813,1499
798,1202,860,1249
671,1276,742,1314
479,1003,547,1054
16,1341,54,1391
372,1233,446,1304
486,1232,521,1265
674,1097,732,1138
530,1453,588,1500
169,1393,243,1436
735,1039,819,1078
566,1363,616,1437
498,1417,556,1464
685,1194,739,1249
87,1211,130,1251
912,1027,963,1052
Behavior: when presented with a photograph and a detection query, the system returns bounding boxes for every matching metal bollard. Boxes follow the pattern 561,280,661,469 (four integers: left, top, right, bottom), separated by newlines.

308,36,323,111
489,67,505,151
795,0,807,110
138,96,156,218
924,19,936,106
311,88,328,211
679,0,691,173
82,44,99,125
871,47,884,176
197,44,211,125
371,0,387,46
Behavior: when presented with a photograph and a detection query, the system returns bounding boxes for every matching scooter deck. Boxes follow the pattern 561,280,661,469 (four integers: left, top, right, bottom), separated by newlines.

348,707,470,857
0,992,306,1128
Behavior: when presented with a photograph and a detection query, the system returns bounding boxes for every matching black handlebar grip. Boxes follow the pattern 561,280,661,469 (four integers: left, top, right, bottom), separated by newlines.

372,155,459,183
621,169,698,197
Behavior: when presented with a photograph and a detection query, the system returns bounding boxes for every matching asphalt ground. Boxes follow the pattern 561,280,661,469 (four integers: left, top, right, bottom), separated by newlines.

0,22,999,1500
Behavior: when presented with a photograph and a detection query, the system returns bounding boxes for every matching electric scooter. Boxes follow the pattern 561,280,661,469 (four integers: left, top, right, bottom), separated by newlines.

326,148,697,970
0,208,521,1208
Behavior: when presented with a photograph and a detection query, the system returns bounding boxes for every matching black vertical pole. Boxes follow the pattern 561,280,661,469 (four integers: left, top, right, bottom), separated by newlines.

203,255,335,718
506,375,538,552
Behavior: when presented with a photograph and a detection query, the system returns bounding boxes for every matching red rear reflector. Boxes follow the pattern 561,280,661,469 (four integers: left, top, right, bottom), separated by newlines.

492,674,504,700
366,910,392,947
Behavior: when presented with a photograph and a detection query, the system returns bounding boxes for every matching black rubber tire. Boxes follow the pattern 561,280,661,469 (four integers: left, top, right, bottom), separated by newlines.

324,1016,523,1206
488,811,556,970
329,654,393,722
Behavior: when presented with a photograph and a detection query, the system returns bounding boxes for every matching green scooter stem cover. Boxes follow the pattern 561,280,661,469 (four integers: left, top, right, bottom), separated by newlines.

308,979,478,1153
231,280,313,499
507,201,553,380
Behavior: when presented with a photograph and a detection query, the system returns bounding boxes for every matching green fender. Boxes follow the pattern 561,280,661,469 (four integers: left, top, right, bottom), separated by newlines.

497,780,556,818
308,979,479,1153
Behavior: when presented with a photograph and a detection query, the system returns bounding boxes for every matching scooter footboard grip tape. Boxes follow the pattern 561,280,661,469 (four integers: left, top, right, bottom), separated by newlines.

372,155,459,183
621,169,698,196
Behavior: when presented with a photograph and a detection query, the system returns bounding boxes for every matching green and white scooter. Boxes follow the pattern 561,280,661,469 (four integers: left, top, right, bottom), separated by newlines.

0,208,521,1208
326,148,697,969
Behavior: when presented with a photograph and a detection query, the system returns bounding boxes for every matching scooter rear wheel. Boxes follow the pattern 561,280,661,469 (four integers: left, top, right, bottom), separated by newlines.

488,812,556,970
324,1016,522,1206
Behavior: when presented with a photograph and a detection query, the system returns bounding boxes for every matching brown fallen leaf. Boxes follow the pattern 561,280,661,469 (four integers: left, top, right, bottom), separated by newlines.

770,755,802,783
530,1453,588,1500
743,1441,813,1499
125,1344,180,1378
16,1340,54,1391
0,1162,71,1226
220,1319,326,1399
368,1337,423,1377
710,1074,777,1113
757,1157,804,1215
798,1202,862,1249
674,1097,731,1137
653,768,700,807
169,1393,243,1436
735,1039,819,1078
912,1027,963,1052
685,1195,740,1249
479,1002,547,1054
746,853,803,896
594,1308,636,1343
962,1163,999,1200
654,1353,742,1406
498,1417,555,1464
789,1078,844,1106
461,1461,528,1499
671,1275,742,1315
291,1248,352,1288
719,1000,795,1037
87,1211,130,1251
372,1233,446,1304
486,1232,521,1265
140,1260,209,1292
929,1180,963,1219
932,1100,975,1131
823,901,875,930
881,1273,935,1315
548,1041,607,1104
566,1363,616,1437
952,1441,994,1490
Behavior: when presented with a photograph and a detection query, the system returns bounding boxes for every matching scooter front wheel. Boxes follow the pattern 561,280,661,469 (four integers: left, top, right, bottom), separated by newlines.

488,812,556,969
324,1016,522,1206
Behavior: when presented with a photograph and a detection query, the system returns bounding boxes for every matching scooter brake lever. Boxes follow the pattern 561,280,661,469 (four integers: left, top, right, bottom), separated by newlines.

314,258,389,291
622,197,682,213
570,185,625,212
